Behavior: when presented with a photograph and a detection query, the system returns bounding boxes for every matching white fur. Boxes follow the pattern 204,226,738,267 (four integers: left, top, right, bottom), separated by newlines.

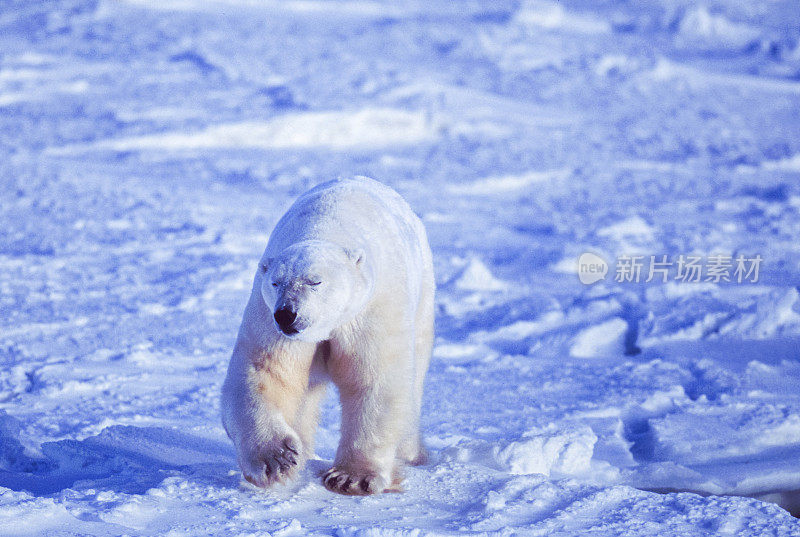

221,176,434,494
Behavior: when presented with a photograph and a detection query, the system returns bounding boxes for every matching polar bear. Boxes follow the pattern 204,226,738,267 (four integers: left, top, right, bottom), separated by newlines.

221,176,434,495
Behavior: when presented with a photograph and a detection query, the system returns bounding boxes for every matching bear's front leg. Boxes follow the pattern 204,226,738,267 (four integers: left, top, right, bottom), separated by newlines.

221,336,316,488
325,335,414,495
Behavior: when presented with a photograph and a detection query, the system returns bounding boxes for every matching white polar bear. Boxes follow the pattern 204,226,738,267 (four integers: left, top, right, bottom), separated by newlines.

221,176,434,495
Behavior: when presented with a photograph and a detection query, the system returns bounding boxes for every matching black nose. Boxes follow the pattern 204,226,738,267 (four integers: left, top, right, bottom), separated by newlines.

274,308,297,332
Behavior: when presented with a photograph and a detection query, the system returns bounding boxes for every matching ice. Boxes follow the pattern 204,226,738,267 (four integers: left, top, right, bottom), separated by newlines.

494,424,597,477
448,168,570,196
121,0,401,18
570,317,628,358
515,1,611,35
674,7,762,52
2,0,800,533
452,258,507,292
763,154,800,171
597,216,655,244
56,109,438,153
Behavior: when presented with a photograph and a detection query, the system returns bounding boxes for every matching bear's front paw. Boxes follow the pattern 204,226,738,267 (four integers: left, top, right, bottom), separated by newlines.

241,435,302,488
322,466,389,495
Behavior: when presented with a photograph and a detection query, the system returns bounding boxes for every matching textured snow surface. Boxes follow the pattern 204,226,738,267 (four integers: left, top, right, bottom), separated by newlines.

2,0,800,534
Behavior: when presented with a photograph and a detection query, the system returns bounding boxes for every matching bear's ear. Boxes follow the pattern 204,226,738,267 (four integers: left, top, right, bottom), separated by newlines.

347,248,365,268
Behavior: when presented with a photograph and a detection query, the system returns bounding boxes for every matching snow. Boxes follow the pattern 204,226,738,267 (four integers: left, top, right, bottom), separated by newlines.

56,109,438,153
494,424,598,478
1,0,800,534
452,258,507,292
597,216,655,243
674,6,762,52
515,1,612,35
447,168,569,196
570,317,628,358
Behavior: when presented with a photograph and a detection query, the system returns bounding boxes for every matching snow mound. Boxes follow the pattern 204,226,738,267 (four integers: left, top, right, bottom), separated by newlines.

55,108,438,153
719,288,800,339
448,168,569,196
674,7,762,52
650,404,800,466
515,1,610,35
336,528,424,537
760,414,800,448
121,0,400,18
452,258,507,292
763,153,800,172
494,424,597,477
634,402,800,498
597,215,655,243
0,412,41,474
570,317,628,358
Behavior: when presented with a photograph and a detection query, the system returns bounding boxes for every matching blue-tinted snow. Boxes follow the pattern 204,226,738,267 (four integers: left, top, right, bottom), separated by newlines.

1,0,800,534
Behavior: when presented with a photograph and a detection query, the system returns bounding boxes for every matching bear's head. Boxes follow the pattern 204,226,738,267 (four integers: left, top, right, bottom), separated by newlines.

259,240,372,342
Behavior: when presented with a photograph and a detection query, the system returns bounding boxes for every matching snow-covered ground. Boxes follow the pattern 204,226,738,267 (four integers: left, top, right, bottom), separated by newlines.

2,0,800,534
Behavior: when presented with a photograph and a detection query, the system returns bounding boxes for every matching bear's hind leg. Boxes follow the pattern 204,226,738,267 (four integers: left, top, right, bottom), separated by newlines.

397,281,434,467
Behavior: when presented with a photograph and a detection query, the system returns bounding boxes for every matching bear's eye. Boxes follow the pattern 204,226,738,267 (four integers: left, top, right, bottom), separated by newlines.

309,281,322,286
271,282,278,287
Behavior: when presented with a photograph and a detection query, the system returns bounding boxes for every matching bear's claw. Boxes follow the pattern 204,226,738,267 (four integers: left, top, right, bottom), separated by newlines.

242,435,303,487
322,467,386,495
272,441,298,469
263,437,301,480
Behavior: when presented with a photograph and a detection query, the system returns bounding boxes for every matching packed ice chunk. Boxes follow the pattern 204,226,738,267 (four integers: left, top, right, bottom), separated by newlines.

494,424,597,477
452,258,507,292
674,7,761,52
570,317,628,358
